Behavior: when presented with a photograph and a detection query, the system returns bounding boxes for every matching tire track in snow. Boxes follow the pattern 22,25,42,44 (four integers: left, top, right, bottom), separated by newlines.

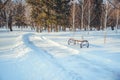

22,33,83,80
30,34,119,80
31,35,79,58
30,34,120,80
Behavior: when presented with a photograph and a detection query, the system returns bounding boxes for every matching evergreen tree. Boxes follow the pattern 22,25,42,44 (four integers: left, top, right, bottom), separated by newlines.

26,0,71,32
92,0,103,30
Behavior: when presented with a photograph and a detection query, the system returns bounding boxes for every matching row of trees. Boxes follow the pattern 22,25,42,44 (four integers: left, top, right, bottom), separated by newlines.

0,0,120,32
70,0,120,31
26,0,120,32
26,0,71,32
0,0,26,31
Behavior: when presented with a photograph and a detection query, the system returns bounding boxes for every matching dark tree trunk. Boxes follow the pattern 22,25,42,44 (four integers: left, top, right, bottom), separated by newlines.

8,16,13,31
111,26,114,30
9,24,13,31
92,0,103,30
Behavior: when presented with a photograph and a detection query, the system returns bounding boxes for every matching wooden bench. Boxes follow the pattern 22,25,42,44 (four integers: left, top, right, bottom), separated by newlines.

68,38,89,48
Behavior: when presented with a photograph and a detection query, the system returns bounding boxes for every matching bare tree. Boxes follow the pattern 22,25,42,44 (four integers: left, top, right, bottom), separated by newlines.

106,0,120,31
0,0,10,28
4,0,16,31
0,0,16,31
0,0,10,9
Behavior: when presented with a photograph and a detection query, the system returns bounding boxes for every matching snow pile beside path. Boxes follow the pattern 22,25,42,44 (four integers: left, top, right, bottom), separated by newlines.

31,35,79,57
42,36,79,54
0,33,31,59
0,30,120,80
40,31,120,80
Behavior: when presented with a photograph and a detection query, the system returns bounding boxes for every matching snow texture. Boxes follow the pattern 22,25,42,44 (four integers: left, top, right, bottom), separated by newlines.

0,28,120,80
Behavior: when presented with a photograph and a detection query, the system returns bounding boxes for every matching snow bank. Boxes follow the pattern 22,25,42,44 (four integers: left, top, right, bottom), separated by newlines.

0,32,31,59
0,30,120,80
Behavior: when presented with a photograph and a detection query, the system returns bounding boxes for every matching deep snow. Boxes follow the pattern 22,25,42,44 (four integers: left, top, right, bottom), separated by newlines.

0,28,120,80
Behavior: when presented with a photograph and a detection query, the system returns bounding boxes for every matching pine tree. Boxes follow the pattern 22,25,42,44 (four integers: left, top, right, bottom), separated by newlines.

92,0,103,30
26,0,71,32
53,0,71,31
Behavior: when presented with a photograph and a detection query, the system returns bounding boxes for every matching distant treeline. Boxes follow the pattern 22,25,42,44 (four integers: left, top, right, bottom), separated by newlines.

0,0,120,32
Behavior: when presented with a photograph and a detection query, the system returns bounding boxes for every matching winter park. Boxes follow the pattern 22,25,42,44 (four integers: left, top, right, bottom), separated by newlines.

0,0,120,80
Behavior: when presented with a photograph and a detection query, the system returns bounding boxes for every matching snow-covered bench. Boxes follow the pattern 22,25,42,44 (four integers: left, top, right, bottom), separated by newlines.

68,38,89,48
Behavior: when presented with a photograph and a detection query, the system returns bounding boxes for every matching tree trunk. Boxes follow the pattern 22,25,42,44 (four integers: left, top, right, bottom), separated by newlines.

111,25,114,30
81,2,84,30
104,0,108,44
8,24,13,31
115,9,119,33
48,25,51,32
72,1,75,32
8,16,13,31
87,0,91,34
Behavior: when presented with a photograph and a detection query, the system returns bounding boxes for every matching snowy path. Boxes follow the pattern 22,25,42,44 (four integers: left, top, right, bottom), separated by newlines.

29,33,120,80
30,34,79,57
0,32,80,80
0,31,120,80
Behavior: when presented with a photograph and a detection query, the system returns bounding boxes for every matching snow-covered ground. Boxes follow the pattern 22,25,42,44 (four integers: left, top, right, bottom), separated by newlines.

0,28,120,80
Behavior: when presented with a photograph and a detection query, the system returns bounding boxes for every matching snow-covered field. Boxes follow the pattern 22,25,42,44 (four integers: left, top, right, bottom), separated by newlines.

0,28,120,80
